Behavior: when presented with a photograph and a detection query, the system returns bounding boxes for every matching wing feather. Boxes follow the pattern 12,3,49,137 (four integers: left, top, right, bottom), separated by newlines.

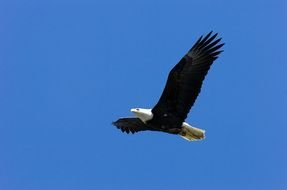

112,118,151,134
152,32,224,122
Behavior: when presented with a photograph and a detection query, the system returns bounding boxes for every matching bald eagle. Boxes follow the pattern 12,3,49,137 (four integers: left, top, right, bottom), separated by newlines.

113,32,224,141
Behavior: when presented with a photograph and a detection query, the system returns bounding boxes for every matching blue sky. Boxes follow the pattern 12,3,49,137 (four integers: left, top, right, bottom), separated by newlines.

1,0,287,189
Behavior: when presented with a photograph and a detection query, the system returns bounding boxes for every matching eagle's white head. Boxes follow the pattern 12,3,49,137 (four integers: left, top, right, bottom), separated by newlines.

130,108,153,123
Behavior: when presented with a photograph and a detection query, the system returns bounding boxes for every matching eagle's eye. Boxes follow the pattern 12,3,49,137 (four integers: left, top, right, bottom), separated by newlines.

136,108,139,111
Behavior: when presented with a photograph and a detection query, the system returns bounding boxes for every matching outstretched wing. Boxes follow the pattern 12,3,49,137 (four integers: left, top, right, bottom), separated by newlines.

112,118,152,134
152,32,224,122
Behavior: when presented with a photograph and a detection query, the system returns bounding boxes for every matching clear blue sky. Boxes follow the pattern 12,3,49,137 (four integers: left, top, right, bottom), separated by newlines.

1,0,286,189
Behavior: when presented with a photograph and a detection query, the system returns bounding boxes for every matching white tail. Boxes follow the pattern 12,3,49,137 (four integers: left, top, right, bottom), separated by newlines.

179,122,205,141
